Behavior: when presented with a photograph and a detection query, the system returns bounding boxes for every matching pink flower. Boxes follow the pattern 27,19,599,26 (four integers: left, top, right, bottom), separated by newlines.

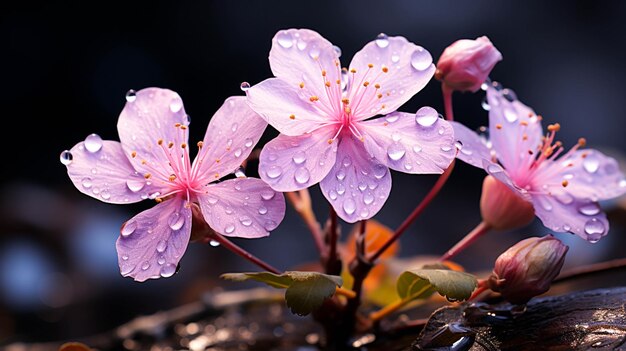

451,85,626,242
247,29,456,223
435,36,502,93
61,88,285,281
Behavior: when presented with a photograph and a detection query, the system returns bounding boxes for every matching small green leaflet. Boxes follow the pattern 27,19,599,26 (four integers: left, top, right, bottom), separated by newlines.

397,263,478,303
221,271,343,316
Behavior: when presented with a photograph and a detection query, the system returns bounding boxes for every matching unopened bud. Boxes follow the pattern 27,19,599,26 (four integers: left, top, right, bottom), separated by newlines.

435,36,502,93
487,235,568,304
480,175,534,230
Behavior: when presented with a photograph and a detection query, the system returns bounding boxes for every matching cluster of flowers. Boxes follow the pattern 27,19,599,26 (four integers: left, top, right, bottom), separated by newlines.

61,29,625,303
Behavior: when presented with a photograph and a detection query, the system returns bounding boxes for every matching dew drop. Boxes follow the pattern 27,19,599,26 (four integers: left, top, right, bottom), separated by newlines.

294,167,310,184
258,206,268,215
410,47,433,70
261,189,276,200
391,53,400,63
487,163,503,174
160,264,177,278
121,254,129,261
157,256,166,265
84,133,103,153
555,193,574,205
125,89,137,102
387,143,406,161
342,156,352,167
503,106,518,123
141,261,151,271
231,123,239,132
209,240,220,247
329,190,338,200
415,106,439,127
244,138,254,148
502,88,517,102
538,197,553,211
264,220,278,231
239,216,253,227
363,193,374,205
292,151,306,165
454,140,463,150
60,150,73,165
584,218,605,238
336,183,346,195
120,264,135,275
343,198,356,215
169,97,183,113
297,40,307,51
277,31,294,48
156,240,168,253
333,45,342,57
207,196,218,205
386,114,399,123
183,114,191,126
126,178,145,192
309,47,320,60
121,220,137,237
101,190,111,200
375,33,389,48
441,145,452,152
373,164,387,179
224,224,235,234
413,145,422,153
168,212,185,230
234,148,242,158
583,155,600,173
336,169,346,181
234,166,246,178
578,203,600,216
481,96,491,111
240,82,251,92
81,177,93,189
265,165,283,179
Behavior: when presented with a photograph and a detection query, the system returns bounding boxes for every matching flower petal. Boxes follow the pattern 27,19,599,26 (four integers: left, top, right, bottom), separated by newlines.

533,149,626,201
65,140,158,204
268,29,341,113
247,78,332,136
116,196,192,282
117,88,190,176
199,178,286,238
258,126,338,191
450,121,494,168
349,36,435,120
487,87,543,176
483,160,531,201
194,96,267,181
531,194,609,242
360,111,455,174
320,134,392,223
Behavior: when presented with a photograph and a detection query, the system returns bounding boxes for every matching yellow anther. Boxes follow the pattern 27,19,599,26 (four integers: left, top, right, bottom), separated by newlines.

180,125,187,130
155,198,163,203
350,68,357,73
382,66,389,73
327,139,333,144
555,141,562,147
528,150,534,155
367,63,374,68
336,79,341,85
381,104,386,109
544,148,553,157
289,114,296,120
377,93,383,99
520,121,529,126
226,147,231,151
131,151,137,158
214,173,219,178
157,139,163,145
581,152,588,159
216,159,221,163
341,98,350,105
562,180,569,187
528,112,534,118
175,123,181,128
141,160,147,165
309,96,319,102
496,124,503,130
578,138,587,147
321,70,327,77
547,123,561,132
363,81,370,87
144,173,152,179
168,142,174,148
299,82,305,89
383,122,388,126
325,81,331,87
522,133,528,141
197,141,204,148
344,107,351,114
360,136,365,142
181,143,187,149
374,83,381,89
537,115,543,121
169,174,176,181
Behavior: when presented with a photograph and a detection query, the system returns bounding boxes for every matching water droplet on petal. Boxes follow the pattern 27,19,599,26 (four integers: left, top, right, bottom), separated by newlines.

441,145,452,152
328,190,338,200
156,240,168,253
335,169,346,181
101,190,111,200
239,216,253,227
487,163,503,174
234,148,242,158
373,164,387,179
207,196,218,205
297,40,307,50
309,47,320,59
183,114,191,126
141,261,151,271
264,220,278,231
258,206,268,215
168,212,185,230
169,97,183,113
209,240,220,247
84,133,103,153
538,196,553,211
578,203,601,216
363,193,374,205
336,183,346,195
265,165,282,179
391,53,400,63
503,106,518,123
81,177,93,189
244,138,254,148
292,151,306,165
121,254,129,261
583,155,600,173
584,218,605,239
60,150,73,165
294,167,310,184
121,220,137,237
502,88,517,102
387,143,406,161
333,45,342,57
481,96,491,111
157,256,166,265
342,156,352,167
261,189,275,200
375,33,389,48
555,193,574,205
415,106,439,127
410,47,433,71
120,264,135,275
160,264,177,278
224,224,235,234
277,31,294,48
125,89,137,102
454,140,463,150
343,198,356,215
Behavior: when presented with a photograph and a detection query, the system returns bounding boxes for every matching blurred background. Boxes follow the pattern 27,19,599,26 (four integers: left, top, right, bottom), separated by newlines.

2,0,626,344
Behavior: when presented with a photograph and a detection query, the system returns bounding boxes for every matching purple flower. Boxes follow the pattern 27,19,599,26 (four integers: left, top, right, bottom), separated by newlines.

247,29,456,223
61,88,285,281
451,85,626,242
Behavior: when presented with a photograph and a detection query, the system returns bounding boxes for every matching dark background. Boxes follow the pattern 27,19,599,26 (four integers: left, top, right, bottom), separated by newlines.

2,0,626,344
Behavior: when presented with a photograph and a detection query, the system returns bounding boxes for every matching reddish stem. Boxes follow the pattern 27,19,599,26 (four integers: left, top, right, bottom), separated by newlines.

206,232,281,274
442,85,455,121
439,221,492,262
285,191,325,254
370,161,456,262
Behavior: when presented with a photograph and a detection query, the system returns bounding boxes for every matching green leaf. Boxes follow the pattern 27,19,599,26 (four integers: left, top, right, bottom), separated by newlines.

397,265,477,303
221,271,343,316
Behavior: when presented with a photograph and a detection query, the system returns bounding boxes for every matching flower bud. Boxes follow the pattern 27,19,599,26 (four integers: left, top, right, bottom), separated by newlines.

487,235,568,304
435,36,502,93
480,175,534,230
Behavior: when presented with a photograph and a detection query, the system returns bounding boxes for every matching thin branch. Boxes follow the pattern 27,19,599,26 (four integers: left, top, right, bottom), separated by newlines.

439,221,492,261
204,232,281,274
285,190,325,254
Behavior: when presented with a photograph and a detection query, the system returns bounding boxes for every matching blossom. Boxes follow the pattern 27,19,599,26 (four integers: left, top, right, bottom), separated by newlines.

247,29,456,223
435,36,502,93
61,88,285,281
487,235,568,304
451,85,626,241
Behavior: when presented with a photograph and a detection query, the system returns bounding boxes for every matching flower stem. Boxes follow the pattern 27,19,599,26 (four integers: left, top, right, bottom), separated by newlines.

442,85,455,121
206,232,281,274
285,190,325,254
325,205,341,274
439,221,492,261
369,161,456,262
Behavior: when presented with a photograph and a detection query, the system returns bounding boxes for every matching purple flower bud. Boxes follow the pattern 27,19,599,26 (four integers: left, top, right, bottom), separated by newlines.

435,36,502,93
487,235,568,304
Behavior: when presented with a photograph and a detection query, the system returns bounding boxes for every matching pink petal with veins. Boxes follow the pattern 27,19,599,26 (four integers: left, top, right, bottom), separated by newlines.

258,126,338,192
193,96,267,181
199,178,286,238
450,121,494,168
349,35,435,120
360,110,455,174
320,134,391,223
66,140,158,204
116,196,192,282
